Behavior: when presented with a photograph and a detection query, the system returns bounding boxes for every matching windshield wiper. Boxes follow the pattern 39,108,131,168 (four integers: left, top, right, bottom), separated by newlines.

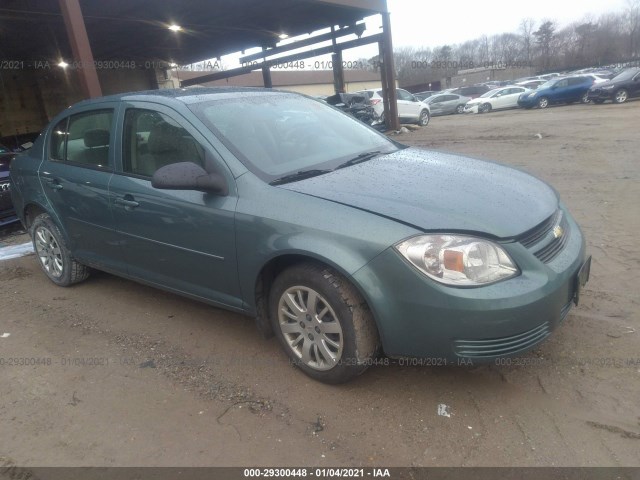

335,151,382,170
270,169,333,185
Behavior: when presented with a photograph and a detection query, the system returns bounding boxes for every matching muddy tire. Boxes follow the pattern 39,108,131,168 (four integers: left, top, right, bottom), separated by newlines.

30,213,90,286
269,263,380,384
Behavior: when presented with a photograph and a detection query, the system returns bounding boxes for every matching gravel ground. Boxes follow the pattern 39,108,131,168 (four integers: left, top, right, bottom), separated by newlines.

0,100,639,467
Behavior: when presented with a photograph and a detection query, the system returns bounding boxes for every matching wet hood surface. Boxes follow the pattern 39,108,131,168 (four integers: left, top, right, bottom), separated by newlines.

279,148,558,238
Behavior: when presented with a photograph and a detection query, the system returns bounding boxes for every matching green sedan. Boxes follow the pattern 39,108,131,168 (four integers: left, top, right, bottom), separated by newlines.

10,88,591,383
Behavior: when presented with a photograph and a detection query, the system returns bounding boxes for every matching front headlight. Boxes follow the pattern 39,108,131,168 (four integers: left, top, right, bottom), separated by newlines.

395,235,519,287
601,85,615,89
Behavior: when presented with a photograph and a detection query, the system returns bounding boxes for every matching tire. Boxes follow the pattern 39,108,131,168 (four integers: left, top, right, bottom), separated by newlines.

417,109,430,126
594,99,605,104
30,213,90,286
455,104,465,114
613,89,628,104
580,92,590,104
537,97,549,109
479,103,492,113
269,263,380,384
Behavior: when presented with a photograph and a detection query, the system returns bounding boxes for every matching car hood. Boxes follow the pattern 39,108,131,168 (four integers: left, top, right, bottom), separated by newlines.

279,148,558,239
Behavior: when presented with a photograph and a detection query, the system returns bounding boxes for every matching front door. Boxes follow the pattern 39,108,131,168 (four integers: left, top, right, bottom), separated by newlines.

109,103,242,308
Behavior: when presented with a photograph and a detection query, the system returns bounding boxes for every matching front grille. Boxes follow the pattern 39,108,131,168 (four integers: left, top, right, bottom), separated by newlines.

519,211,561,248
517,210,570,264
453,322,551,358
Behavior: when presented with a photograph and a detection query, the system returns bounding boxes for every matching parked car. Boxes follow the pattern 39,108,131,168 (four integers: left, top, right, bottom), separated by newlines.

10,88,590,383
354,88,430,126
424,93,471,115
448,85,491,99
577,74,609,85
587,67,640,104
0,145,19,227
517,76,594,109
464,86,531,113
414,90,437,101
323,92,377,126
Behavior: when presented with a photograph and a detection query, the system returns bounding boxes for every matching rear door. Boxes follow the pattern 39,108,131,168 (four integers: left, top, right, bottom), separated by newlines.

396,89,419,119
38,105,123,270
109,102,242,308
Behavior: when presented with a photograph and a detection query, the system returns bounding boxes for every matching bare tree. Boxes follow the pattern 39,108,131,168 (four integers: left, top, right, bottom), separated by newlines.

519,18,536,65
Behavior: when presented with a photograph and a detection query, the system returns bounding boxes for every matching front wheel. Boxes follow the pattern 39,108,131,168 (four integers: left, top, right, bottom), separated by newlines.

614,89,628,104
479,103,492,113
30,213,90,286
537,97,549,109
269,263,380,384
418,109,430,126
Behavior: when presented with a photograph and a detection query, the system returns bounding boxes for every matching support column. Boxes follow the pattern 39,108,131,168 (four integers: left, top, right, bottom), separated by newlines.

58,0,102,98
380,10,399,130
332,50,345,93
262,46,273,88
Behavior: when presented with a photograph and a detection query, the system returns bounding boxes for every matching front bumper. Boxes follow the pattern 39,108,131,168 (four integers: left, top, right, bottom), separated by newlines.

351,208,587,362
518,96,538,108
587,89,615,101
463,104,479,114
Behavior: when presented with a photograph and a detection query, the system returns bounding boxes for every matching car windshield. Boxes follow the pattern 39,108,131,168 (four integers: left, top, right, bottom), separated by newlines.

611,68,638,82
188,93,398,182
479,88,501,98
539,79,557,89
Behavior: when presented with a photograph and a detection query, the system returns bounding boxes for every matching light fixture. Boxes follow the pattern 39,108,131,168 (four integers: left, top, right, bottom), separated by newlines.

278,33,288,39
168,24,182,32
58,60,68,68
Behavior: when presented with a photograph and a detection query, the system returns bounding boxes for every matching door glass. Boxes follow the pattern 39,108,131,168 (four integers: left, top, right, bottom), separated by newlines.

50,118,68,161
65,110,113,168
122,109,205,177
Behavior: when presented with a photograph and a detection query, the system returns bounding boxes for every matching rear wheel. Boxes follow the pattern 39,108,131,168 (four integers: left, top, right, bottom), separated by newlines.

269,263,380,384
537,97,549,109
30,213,89,286
418,109,430,126
580,92,590,104
614,89,628,104
455,104,465,114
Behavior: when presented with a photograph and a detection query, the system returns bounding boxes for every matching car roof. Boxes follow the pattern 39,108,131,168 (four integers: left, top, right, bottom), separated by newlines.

70,87,289,109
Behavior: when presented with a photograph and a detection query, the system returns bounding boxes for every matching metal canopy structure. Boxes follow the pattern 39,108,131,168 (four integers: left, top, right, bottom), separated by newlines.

0,0,399,129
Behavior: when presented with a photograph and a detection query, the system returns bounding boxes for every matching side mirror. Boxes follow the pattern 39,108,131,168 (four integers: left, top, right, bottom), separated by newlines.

152,162,228,196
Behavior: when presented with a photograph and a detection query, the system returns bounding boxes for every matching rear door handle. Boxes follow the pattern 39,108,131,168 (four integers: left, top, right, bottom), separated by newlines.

43,177,63,190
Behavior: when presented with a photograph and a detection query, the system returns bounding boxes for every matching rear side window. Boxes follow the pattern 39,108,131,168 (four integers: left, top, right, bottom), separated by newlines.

49,110,113,168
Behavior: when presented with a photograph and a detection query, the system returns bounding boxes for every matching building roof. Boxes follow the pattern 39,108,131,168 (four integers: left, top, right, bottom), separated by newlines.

2,0,387,65
175,69,380,87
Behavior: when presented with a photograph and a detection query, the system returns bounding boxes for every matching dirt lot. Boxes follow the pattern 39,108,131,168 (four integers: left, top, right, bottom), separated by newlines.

1,101,639,468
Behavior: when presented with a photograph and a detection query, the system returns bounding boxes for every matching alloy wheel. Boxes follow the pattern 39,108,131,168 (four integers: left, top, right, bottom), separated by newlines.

277,286,343,371
34,226,64,278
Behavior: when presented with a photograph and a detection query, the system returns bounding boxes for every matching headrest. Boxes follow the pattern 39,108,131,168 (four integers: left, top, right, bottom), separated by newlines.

84,129,110,148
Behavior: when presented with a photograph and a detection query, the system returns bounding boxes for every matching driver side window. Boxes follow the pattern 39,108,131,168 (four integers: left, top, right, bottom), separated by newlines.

122,109,205,177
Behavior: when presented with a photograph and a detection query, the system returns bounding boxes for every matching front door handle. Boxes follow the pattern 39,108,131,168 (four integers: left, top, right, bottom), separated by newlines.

115,195,139,210
43,177,63,190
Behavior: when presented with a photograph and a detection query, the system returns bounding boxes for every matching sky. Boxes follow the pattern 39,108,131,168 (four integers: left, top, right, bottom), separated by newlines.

211,0,629,69
384,0,629,49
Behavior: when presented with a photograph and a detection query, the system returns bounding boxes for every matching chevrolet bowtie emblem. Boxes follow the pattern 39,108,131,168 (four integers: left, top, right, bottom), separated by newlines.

553,225,564,239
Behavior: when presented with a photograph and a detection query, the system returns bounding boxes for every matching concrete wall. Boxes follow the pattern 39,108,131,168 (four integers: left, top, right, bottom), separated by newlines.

443,67,536,88
0,68,157,140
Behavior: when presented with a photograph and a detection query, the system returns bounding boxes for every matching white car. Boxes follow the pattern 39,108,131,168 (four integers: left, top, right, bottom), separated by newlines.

463,86,532,113
354,88,431,126
577,74,609,84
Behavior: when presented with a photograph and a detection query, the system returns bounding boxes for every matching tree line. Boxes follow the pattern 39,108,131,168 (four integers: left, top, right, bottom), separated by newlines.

362,1,640,85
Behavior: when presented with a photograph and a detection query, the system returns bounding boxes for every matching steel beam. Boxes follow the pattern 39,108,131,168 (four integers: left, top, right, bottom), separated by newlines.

58,0,102,98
